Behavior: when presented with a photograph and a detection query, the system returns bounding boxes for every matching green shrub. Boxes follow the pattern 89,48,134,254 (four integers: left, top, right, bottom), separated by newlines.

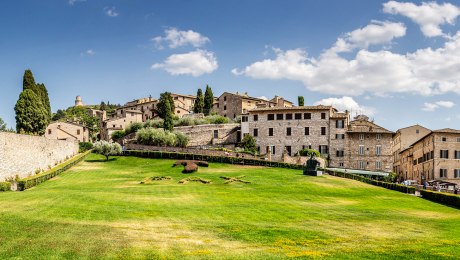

143,119,163,128
0,182,11,191
205,115,229,124
93,141,122,161
238,134,257,154
297,149,321,157
137,128,190,147
111,130,126,142
175,132,189,148
420,190,460,208
79,142,93,153
125,122,144,135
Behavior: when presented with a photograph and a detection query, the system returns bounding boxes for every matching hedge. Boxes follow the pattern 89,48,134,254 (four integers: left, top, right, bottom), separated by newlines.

420,189,460,208
0,182,11,192
123,150,305,170
324,168,416,194
17,150,92,191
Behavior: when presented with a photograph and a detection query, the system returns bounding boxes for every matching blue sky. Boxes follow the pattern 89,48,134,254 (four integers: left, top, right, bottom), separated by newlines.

1,0,460,131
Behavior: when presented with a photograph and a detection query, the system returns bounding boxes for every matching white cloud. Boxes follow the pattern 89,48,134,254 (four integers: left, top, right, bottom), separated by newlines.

68,0,86,5
233,31,460,96
152,49,218,77
80,49,95,56
330,21,406,52
383,1,460,37
153,28,210,49
104,7,119,17
314,96,375,116
422,100,455,111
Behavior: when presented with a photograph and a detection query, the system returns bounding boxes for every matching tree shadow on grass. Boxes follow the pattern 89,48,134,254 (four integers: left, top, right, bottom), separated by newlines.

85,158,118,163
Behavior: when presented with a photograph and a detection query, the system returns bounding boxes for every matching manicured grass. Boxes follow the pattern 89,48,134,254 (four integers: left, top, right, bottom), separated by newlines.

0,154,459,259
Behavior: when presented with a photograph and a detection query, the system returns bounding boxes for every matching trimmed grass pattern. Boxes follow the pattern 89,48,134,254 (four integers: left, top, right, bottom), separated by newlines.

0,154,459,259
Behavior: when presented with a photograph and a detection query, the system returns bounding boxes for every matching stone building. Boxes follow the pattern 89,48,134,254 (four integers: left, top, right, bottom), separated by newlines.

346,115,393,172
45,121,89,142
392,125,431,176
115,97,158,122
399,128,460,185
75,95,84,107
101,110,143,141
214,92,293,119
242,105,348,166
88,108,107,122
174,123,240,147
171,93,196,117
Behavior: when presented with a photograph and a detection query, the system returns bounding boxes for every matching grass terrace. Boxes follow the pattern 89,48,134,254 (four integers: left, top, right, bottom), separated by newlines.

0,154,459,259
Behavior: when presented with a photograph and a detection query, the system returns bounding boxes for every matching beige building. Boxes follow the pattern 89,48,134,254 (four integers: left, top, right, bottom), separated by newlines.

75,95,84,107
215,92,293,119
88,108,107,122
392,125,431,176
45,122,89,142
346,115,393,172
171,93,196,117
242,105,348,166
101,110,143,141
400,129,460,185
115,97,158,122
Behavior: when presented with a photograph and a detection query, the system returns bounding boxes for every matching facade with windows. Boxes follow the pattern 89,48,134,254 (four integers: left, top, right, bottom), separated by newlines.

244,105,349,167
399,129,460,184
45,122,90,143
345,115,393,172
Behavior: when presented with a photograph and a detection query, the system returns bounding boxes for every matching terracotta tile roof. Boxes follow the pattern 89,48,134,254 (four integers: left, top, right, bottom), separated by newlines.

432,128,460,134
347,119,393,134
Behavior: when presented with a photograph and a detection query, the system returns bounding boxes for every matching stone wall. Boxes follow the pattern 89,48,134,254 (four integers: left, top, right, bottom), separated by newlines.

174,124,240,147
0,132,78,181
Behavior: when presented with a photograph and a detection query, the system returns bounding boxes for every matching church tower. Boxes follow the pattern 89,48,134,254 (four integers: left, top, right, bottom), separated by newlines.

75,95,84,107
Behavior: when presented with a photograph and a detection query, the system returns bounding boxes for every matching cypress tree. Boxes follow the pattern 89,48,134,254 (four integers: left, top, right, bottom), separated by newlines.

37,83,51,121
298,96,304,106
156,92,175,119
163,99,174,131
203,85,214,115
23,69,37,92
100,101,107,111
15,89,48,135
193,88,204,113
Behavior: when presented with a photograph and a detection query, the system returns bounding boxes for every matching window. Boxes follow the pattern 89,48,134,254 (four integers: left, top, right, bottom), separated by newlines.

336,150,344,157
285,146,291,156
321,113,326,119
455,169,460,178
319,145,328,155
304,113,311,119
339,162,344,167
224,96,227,101
440,150,449,159
241,116,248,122
224,105,227,110
442,136,447,142
269,128,274,136
285,113,293,120
359,145,365,155
416,129,419,134
321,127,326,135
48,129,52,135
335,134,344,139
457,137,460,142
77,129,81,135
302,145,312,150
253,115,258,121
268,114,274,120
455,151,460,159
440,169,447,178
267,146,275,155
276,114,284,120
359,161,365,169
213,130,218,138
286,127,291,136
376,134,381,140
295,113,302,120
305,127,310,135
359,134,364,140
376,161,382,170
336,120,344,128
376,145,381,156
253,128,258,137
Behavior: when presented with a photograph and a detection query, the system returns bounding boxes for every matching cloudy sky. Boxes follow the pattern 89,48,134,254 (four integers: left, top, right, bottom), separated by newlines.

1,0,460,131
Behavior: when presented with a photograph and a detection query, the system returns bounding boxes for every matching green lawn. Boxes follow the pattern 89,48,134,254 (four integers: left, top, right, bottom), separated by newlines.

0,154,459,259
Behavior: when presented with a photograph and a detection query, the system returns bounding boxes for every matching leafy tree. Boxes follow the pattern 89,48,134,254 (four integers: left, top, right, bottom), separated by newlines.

298,96,304,106
52,109,66,121
15,89,48,135
239,134,257,153
0,117,7,131
297,149,320,157
93,141,122,161
100,101,106,111
193,88,204,113
111,130,126,142
156,92,175,119
203,85,214,115
163,98,174,131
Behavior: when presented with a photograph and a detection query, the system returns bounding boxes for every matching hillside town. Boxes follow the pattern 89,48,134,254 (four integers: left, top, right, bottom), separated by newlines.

42,90,460,189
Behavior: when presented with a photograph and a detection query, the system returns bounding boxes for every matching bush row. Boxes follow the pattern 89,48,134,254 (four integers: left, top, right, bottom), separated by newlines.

17,151,92,191
136,128,189,147
420,189,460,209
324,169,416,194
0,182,11,192
123,150,305,170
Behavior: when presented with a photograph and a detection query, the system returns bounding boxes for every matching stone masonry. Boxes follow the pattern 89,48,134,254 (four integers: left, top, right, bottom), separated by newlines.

0,132,78,181
174,123,240,147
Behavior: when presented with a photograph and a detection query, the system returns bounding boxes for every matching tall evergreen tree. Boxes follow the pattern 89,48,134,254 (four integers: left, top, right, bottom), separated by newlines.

193,88,204,113
15,89,48,135
298,96,304,106
203,85,214,115
37,83,51,121
163,99,174,132
100,101,107,111
23,69,37,92
156,92,175,119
